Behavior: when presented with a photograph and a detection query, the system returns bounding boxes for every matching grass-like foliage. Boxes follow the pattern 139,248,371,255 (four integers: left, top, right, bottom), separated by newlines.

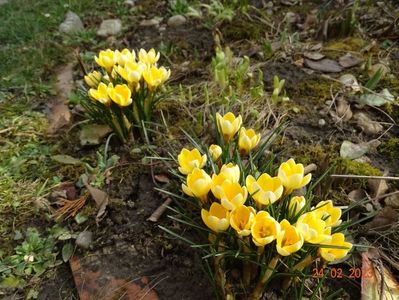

80,48,171,143
160,112,354,299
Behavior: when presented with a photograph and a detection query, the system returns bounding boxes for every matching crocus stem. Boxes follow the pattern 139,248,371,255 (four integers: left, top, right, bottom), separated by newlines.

251,255,280,300
282,255,313,289
211,234,227,298
241,237,251,287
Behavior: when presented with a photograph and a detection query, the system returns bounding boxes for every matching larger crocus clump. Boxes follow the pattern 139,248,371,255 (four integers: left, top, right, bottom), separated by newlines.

169,112,353,299
82,48,171,143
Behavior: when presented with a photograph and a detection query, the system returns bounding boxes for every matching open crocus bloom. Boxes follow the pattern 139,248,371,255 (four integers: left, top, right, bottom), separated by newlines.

251,211,280,246
319,233,352,262
314,200,342,227
296,211,332,244
218,181,248,211
182,168,212,203
238,127,261,154
178,148,207,175
108,83,132,107
201,202,230,232
230,205,256,237
115,48,135,66
88,82,111,105
138,48,160,65
216,112,242,142
276,219,304,256
143,65,171,90
278,158,311,191
246,174,283,206
220,163,240,183
95,49,117,71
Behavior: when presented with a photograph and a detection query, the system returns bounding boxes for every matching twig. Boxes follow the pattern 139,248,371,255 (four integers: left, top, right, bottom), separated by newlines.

330,174,399,181
147,198,173,222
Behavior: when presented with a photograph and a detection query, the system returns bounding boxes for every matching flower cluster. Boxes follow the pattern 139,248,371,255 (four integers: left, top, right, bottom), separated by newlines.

82,48,170,142
177,112,352,262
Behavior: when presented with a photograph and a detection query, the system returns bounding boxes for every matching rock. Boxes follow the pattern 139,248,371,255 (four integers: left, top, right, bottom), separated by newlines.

338,53,363,68
304,58,343,73
59,11,84,34
124,0,134,6
303,52,325,60
79,124,112,146
340,141,370,160
76,231,93,249
97,19,122,37
353,112,383,135
0,0,8,5
318,119,326,126
385,194,399,208
140,18,162,27
336,99,353,121
339,74,361,92
167,15,187,27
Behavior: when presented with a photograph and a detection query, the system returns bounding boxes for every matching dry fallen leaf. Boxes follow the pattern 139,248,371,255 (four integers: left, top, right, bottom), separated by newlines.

154,174,170,184
348,189,368,202
368,173,389,199
304,58,343,73
354,112,383,135
336,98,353,121
363,206,398,232
338,53,363,68
82,176,109,224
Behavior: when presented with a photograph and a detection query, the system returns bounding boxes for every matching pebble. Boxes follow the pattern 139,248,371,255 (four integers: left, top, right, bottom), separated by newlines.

318,118,326,126
97,19,122,37
76,231,93,249
167,15,187,27
124,0,135,6
0,0,8,5
59,11,84,34
140,18,161,27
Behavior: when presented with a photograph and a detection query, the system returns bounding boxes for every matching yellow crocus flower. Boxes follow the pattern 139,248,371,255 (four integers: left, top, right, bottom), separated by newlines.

278,158,312,191
276,219,304,256
88,82,111,105
313,200,342,227
289,196,306,215
182,168,212,203
210,163,240,199
108,83,132,107
178,148,207,175
138,48,160,65
95,49,118,71
84,71,102,88
230,205,256,237
246,174,283,206
220,163,240,183
201,202,230,232
216,112,242,142
217,181,248,211
115,61,146,84
142,65,170,90
319,233,352,262
296,211,332,244
115,48,136,66
209,144,222,161
251,211,280,246
238,127,261,154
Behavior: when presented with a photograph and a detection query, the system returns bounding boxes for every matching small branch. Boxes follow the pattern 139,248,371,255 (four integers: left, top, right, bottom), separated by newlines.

147,198,173,222
330,174,399,181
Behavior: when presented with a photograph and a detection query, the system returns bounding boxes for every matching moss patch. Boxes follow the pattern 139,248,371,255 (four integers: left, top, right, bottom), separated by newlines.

379,138,399,160
335,158,382,176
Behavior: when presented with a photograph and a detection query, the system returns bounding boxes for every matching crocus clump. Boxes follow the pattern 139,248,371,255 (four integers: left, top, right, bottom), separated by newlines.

172,112,353,299
82,48,170,142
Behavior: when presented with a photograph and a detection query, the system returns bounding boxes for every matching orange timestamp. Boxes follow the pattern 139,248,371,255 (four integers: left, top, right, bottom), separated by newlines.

312,267,373,279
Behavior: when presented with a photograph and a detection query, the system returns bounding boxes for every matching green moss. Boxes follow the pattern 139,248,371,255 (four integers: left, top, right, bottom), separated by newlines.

323,37,366,59
290,78,340,106
379,138,399,160
335,158,382,176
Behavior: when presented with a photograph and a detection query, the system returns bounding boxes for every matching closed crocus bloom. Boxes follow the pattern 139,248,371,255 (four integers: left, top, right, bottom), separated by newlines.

84,71,102,88
289,196,306,215
276,219,304,256
278,159,312,191
211,173,230,199
178,148,207,175
230,205,256,237
108,84,132,107
95,49,118,71
218,181,248,211
314,200,342,227
201,202,230,232
143,65,171,90
238,127,261,154
251,211,280,246
246,174,283,206
88,82,111,105
319,233,352,262
209,144,222,161
220,163,240,183
216,112,242,142
116,49,135,66
182,168,212,203
138,48,160,65
296,211,332,244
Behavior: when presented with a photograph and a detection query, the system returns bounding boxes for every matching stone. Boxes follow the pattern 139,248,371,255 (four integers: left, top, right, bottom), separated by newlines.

0,0,9,5
318,118,326,126
97,19,122,37
304,58,343,73
124,0,134,6
167,15,187,27
79,124,112,146
140,18,162,27
59,11,84,34
76,231,93,249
